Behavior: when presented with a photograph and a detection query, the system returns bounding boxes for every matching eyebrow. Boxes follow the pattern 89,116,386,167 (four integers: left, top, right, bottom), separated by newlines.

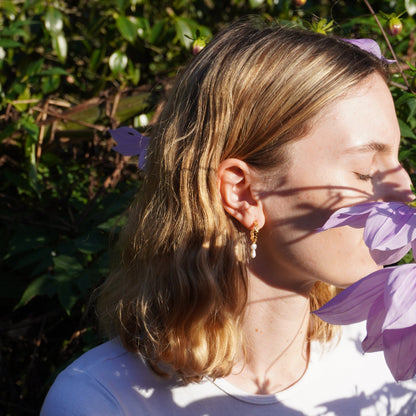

345,141,389,154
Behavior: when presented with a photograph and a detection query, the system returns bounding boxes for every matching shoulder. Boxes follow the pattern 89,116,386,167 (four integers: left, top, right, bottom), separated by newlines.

40,340,138,416
301,322,416,415
311,322,415,388
40,339,230,416
40,339,213,416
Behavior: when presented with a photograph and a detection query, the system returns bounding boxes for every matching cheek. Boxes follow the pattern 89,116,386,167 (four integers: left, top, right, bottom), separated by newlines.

265,223,378,287
303,226,379,285
286,226,356,263
284,176,374,233
260,190,380,287
271,191,341,236
291,204,334,233
309,226,362,253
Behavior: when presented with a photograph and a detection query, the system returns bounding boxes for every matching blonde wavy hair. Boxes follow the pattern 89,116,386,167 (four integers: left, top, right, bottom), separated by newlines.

97,19,388,383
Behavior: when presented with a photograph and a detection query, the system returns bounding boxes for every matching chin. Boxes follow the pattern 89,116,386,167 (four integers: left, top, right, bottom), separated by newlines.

337,263,382,289
321,257,381,289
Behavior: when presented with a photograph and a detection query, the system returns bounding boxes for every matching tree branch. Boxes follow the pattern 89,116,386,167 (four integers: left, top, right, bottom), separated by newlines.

362,0,410,89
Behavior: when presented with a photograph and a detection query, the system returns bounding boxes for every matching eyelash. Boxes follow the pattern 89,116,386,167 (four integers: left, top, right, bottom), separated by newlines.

354,172,373,181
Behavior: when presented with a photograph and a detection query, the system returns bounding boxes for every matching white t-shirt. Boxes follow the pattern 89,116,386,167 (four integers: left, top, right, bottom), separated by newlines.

41,322,416,415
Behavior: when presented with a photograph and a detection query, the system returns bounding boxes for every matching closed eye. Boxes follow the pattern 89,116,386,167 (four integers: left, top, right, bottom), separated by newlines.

354,172,373,181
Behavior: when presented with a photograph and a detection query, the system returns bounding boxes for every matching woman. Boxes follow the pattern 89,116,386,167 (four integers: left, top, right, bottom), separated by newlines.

41,20,416,415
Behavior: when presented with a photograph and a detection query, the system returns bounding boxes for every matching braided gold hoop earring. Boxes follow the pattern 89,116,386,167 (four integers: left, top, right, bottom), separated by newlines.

250,221,259,259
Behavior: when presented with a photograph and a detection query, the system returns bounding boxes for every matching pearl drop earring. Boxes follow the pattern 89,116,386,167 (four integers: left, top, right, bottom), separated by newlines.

250,221,259,259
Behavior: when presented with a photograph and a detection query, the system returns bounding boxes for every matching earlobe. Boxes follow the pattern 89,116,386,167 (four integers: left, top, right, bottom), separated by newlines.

218,158,265,230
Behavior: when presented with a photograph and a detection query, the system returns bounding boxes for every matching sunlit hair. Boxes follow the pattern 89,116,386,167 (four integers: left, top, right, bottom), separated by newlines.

97,19,388,383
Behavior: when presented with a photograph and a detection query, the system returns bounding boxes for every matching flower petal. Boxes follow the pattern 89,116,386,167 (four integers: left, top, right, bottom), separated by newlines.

317,202,380,232
362,295,386,353
109,127,150,169
382,263,416,330
362,207,397,248
364,204,416,251
369,245,411,266
313,267,389,325
412,239,416,262
383,324,416,381
342,38,396,64
321,202,416,265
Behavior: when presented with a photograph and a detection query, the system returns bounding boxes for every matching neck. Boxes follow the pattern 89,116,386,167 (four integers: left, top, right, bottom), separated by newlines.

225,271,312,395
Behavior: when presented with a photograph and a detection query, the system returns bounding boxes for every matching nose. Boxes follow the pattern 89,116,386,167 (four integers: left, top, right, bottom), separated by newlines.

374,164,414,203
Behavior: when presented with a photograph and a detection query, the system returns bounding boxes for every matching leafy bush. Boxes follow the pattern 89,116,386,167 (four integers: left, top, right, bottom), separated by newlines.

1,0,416,414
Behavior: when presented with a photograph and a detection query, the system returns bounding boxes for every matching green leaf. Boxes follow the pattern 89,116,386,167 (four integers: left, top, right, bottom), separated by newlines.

97,214,126,232
395,92,416,107
399,119,416,139
195,25,211,39
0,122,17,143
58,280,79,315
9,247,52,275
10,79,25,96
6,228,50,258
25,58,44,77
21,115,40,193
399,147,416,161
175,17,193,49
0,39,23,48
76,231,106,254
42,74,61,94
20,115,39,140
403,96,416,124
249,0,265,7
127,60,140,85
149,20,165,44
135,16,150,39
116,16,138,43
25,137,38,194
15,275,57,309
39,67,68,76
53,254,83,276
13,86,31,111
0,25,27,37
115,0,130,11
89,48,103,72
406,61,416,71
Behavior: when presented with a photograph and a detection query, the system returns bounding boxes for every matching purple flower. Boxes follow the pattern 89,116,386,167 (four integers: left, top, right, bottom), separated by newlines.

314,264,416,381
109,126,150,169
318,202,416,265
342,38,396,64
316,201,416,381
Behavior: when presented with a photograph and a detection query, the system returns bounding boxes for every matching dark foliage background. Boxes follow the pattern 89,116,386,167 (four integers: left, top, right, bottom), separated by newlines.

1,0,416,414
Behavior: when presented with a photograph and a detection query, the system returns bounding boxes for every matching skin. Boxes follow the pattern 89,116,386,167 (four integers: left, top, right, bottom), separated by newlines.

218,73,414,394
253,73,414,291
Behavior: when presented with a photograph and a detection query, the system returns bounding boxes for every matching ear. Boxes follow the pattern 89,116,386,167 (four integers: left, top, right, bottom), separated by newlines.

217,158,265,230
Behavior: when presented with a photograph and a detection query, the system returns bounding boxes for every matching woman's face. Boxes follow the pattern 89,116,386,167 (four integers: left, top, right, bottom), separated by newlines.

253,73,414,291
